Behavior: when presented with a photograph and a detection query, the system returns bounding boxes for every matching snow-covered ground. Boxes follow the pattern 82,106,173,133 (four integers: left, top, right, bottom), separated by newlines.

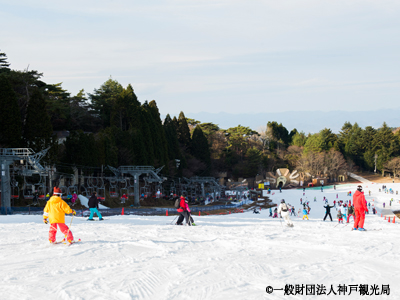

1,181,400,300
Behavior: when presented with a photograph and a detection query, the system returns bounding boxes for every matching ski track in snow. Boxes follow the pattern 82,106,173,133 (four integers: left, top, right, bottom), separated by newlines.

1,182,400,299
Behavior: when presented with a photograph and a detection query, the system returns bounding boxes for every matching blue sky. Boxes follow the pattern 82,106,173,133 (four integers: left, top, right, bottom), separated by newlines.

1,0,400,117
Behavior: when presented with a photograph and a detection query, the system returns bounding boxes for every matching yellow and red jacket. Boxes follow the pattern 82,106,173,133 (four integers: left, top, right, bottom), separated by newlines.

43,195,73,224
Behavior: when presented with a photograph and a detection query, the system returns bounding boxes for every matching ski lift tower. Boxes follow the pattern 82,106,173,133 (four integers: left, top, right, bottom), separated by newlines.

118,166,164,207
188,176,222,199
0,148,48,214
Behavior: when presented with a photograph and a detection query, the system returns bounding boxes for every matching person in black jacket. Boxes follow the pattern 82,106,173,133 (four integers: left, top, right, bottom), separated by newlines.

323,203,334,221
88,192,104,221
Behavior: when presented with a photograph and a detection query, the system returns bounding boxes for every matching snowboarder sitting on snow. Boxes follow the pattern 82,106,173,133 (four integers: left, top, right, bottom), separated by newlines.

277,199,293,227
43,187,76,244
323,203,334,221
253,208,260,214
337,210,343,224
88,192,104,221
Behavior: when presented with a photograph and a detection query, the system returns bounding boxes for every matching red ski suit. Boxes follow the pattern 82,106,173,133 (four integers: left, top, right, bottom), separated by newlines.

43,195,74,242
352,190,368,229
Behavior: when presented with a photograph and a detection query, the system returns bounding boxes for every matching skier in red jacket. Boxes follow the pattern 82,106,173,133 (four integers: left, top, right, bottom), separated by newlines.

352,185,368,231
176,195,190,225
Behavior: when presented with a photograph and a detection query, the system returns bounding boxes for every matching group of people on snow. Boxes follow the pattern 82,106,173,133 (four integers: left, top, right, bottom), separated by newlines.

272,185,370,231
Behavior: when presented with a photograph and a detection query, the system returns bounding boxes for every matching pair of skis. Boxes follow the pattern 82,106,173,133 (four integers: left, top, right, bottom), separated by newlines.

52,238,81,246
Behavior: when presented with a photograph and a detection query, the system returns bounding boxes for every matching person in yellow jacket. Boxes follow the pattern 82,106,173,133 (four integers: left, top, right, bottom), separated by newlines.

43,187,76,243
302,207,309,220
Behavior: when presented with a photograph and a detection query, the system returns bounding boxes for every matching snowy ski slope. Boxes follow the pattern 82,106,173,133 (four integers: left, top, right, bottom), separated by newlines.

0,181,399,300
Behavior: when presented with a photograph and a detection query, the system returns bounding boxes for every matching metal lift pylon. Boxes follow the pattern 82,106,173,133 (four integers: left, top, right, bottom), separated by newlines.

0,148,48,214
117,166,164,207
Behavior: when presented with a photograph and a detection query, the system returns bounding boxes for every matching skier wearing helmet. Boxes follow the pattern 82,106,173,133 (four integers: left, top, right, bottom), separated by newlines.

352,185,368,231
277,199,293,227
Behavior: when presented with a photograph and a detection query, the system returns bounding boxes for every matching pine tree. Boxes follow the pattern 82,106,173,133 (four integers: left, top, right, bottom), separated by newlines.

23,89,53,152
97,127,119,168
177,111,191,150
89,78,123,128
64,130,99,167
139,102,155,165
148,100,169,169
0,76,22,147
191,126,211,175
375,122,399,172
0,50,10,73
163,114,181,161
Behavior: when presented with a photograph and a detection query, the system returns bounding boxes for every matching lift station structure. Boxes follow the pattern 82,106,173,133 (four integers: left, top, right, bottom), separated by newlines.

0,148,48,214
108,165,164,206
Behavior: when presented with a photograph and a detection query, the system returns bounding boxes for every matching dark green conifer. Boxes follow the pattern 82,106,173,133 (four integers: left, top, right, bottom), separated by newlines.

163,114,181,161
0,50,10,73
0,76,22,147
191,126,211,175
177,111,191,150
23,89,53,152
148,101,169,169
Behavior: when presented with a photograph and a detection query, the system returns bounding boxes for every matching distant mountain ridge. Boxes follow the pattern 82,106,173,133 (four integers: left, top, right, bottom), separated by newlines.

180,109,400,133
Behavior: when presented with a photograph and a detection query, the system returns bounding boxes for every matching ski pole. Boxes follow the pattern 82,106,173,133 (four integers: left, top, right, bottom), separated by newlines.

64,214,74,242
170,215,178,225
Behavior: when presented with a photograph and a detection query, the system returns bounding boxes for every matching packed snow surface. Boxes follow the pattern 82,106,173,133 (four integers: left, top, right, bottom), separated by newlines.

1,181,400,300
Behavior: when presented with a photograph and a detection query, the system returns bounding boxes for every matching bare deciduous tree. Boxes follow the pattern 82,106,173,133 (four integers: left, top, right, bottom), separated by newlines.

384,157,400,178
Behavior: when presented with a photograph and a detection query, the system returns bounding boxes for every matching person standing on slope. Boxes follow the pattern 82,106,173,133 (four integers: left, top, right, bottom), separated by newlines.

340,204,348,223
337,210,343,224
323,203,334,221
277,199,293,227
88,192,104,221
302,206,309,220
347,204,355,223
43,187,76,244
352,185,368,231
290,206,296,216
71,192,78,206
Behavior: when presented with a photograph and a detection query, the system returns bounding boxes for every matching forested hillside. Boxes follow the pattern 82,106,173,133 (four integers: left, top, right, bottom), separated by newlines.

1,50,400,181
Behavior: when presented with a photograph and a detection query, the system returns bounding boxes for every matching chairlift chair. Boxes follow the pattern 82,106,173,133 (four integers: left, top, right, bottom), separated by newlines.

59,186,68,200
109,180,119,198
97,188,105,200
22,178,34,200
11,179,19,200
80,186,89,197
36,183,46,201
